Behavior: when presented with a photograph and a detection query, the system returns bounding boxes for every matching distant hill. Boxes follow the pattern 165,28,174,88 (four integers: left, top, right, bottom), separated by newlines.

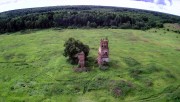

0,5,180,34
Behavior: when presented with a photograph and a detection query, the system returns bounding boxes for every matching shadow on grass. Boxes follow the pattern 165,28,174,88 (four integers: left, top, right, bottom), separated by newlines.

123,57,141,67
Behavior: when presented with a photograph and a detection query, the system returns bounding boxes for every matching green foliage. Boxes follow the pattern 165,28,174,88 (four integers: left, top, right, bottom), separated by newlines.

63,37,89,64
0,6,180,33
120,22,131,29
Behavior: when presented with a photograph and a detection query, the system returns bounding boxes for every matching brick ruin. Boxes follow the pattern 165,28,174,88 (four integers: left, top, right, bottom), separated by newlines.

75,38,109,71
76,51,85,68
97,38,109,67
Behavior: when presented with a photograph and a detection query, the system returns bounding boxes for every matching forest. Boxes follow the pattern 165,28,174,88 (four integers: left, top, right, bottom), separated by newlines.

0,6,180,34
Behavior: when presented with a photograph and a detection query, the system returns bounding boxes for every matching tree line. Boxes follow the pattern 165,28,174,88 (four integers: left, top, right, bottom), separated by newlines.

0,6,180,34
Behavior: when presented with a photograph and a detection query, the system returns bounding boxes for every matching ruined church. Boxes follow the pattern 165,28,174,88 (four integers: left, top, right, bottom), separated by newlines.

76,38,109,71
97,38,109,66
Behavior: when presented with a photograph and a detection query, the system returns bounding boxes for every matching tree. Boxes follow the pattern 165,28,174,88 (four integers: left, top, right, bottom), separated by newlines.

63,38,89,64
1,6,180,34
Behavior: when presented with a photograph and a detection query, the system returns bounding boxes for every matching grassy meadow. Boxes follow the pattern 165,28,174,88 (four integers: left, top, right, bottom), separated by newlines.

0,28,180,102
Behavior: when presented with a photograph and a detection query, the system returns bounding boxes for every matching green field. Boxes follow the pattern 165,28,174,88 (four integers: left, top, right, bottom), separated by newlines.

0,28,180,102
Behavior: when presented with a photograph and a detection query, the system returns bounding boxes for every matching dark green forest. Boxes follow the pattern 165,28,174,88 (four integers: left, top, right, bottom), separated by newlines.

0,6,180,34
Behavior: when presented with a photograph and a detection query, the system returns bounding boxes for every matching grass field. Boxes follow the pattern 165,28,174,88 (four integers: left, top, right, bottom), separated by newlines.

0,28,180,102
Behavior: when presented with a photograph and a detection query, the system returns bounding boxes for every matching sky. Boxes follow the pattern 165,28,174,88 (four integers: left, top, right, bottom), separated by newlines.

0,0,180,16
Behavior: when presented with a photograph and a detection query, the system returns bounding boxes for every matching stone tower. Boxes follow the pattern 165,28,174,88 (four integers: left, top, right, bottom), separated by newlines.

77,51,85,68
97,38,109,66
74,51,87,72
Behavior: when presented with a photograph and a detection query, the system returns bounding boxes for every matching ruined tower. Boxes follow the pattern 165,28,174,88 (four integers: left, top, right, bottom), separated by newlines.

74,51,87,72
97,38,109,66
77,51,85,68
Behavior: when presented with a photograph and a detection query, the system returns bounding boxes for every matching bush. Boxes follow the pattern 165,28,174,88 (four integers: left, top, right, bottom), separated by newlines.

110,26,118,29
120,22,131,29
63,38,89,64
53,27,63,30
67,26,77,29
156,22,163,28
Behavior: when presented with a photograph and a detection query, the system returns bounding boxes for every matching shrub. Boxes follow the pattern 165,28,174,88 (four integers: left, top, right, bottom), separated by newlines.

156,22,163,28
63,38,89,64
67,26,77,29
120,22,131,29
53,27,63,30
111,26,118,29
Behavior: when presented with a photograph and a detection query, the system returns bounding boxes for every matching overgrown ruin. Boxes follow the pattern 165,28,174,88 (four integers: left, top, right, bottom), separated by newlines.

75,51,87,72
77,51,85,68
97,38,109,68
75,38,109,71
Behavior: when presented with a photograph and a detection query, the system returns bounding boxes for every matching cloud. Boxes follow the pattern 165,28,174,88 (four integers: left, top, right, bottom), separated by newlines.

0,1,11,5
133,0,154,3
133,0,173,5
0,0,23,6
